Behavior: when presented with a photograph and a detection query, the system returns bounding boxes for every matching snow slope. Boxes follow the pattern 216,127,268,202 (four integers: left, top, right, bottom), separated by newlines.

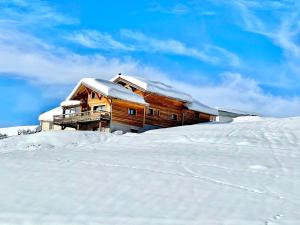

0,117,300,225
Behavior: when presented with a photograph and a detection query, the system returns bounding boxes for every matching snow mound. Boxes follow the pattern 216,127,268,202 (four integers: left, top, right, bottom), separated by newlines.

0,117,300,225
0,130,115,152
233,116,266,123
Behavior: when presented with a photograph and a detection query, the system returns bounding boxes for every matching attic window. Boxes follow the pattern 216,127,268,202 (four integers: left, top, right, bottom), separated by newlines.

91,92,96,99
128,108,137,116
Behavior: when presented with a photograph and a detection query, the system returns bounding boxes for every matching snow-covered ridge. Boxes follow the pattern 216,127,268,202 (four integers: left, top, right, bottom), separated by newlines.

0,117,300,225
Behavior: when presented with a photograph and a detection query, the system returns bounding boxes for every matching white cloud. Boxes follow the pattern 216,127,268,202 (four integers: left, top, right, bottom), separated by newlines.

66,30,134,51
0,0,76,27
148,3,190,15
0,35,165,85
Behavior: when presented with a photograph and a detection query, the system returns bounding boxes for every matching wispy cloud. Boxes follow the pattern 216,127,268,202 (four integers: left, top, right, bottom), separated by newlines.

148,3,190,15
210,0,300,83
0,0,76,27
66,30,134,51
121,29,240,66
66,28,239,66
148,2,216,16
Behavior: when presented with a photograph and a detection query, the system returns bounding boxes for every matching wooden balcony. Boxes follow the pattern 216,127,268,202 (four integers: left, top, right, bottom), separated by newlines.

53,110,111,126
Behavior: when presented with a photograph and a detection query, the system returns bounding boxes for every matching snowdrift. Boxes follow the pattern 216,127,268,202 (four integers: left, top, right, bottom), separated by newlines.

0,117,300,225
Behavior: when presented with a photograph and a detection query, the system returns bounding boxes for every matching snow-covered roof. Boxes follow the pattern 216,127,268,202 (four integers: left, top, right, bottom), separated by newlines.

186,100,219,116
67,78,146,105
112,75,193,102
216,107,258,116
60,100,81,108
39,107,62,121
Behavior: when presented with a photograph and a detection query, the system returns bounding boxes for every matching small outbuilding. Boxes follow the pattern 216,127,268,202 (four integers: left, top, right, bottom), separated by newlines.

216,107,258,123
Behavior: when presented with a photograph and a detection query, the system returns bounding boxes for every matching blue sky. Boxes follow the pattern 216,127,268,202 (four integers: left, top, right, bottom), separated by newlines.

1,0,300,127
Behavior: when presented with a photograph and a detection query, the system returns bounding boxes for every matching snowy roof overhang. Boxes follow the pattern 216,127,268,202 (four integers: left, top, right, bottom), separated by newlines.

186,100,219,116
66,78,147,105
60,100,81,108
39,107,62,121
111,75,193,102
216,107,258,116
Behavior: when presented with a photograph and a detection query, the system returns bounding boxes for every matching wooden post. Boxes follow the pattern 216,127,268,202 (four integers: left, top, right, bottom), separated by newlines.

99,112,102,132
182,112,185,126
143,106,146,127
77,123,80,130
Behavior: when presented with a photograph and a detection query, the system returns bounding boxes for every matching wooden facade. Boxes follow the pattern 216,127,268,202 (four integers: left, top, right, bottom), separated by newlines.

52,77,216,133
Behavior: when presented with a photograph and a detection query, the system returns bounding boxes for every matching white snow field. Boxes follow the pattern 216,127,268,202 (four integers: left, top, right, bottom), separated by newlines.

0,117,300,225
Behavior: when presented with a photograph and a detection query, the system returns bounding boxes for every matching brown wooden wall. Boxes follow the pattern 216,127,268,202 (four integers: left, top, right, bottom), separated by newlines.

183,110,212,125
142,93,185,128
111,99,145,128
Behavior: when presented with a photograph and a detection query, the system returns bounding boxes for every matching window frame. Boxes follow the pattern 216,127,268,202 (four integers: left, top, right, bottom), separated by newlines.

157,109,160,117
147,108,154,116
93,104,106,112
91,92,96,99
128,108,137,116
171,113,178,121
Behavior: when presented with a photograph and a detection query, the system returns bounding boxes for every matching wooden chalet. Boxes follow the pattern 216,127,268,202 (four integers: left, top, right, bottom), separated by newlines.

40,75,218,133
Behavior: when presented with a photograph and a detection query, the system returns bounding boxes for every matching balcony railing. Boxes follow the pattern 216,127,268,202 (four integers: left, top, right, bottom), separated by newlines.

53,110,111,125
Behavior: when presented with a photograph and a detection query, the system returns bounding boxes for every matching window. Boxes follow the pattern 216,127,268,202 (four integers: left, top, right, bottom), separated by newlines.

195,112,200,118
157,110,160,117
128,108,137,116
93,105,106,112
147,108,154,116
171,114,178,121
91,92,96,99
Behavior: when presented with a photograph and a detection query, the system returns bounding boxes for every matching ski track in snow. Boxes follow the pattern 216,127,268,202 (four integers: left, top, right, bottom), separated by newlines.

0,117,300,225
